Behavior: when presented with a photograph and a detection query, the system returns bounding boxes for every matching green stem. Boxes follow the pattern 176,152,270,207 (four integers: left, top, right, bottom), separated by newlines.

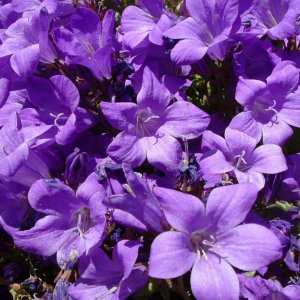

177,276,191,300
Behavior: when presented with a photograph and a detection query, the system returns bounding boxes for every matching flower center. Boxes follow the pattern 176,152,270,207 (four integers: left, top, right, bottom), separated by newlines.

190,230,217,259
233,150,249,171
74,207,91,237
50,112,69,127
252,98,279,123
135,107,160,137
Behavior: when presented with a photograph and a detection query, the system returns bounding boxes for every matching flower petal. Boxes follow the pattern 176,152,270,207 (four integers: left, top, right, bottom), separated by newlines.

225,128,257,156
234,169,266,191
13,216,68,256
229,111,262,143
200,149,234,174
217,224,282,271
113,240,141,278
279,88,300,128
161,101,210,139
10,44,39,77
190,253,239,300
261,118,293,145
236,77,266,107
142,133,182,174
28,178,76,216
205,183,258,233
149,231,196,279
170,39,207,65
101,102,138,132
250,144,287,174
153,186,205,233
107,132,146,167
267,63,299,98
136,66,170,112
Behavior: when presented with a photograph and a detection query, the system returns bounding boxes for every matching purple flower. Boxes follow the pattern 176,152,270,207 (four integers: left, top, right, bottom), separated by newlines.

164,0,240,64
149,183,282,300
68,240,148,300
13,173,107,269
103,163,168,232
233,36,281,81
0,112,53,185
248,0,300,39
229,62,300,145
200,128,287,190
52,7,115,80
239,274,300,300
101,67,209,173
0,7,57,76
27,75,96,145
121,0,175,50
277,153,300,201
0,182,30,234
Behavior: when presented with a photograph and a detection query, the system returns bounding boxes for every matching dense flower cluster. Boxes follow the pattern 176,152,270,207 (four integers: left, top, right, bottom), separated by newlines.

0,0,299,299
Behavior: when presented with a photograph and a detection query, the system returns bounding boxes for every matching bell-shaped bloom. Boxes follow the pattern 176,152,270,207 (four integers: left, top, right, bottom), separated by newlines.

233,37,281,81
164,0,240,64
0,182,30,234
27,74,96,145
52,7,115,79
121,0,175,50
239,274,300,300
68,240,148,300
247,0,300,40
0,8,57,76
103,164,168,232
229,62,300,145
200,128,287,190
96,160,150,232
0,112,54,185
149,183,282,300
277,153,300,201
13,173,107,269
101,67,209,173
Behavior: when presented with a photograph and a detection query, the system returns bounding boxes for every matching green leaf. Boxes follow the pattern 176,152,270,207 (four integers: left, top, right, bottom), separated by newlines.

267,201,295,212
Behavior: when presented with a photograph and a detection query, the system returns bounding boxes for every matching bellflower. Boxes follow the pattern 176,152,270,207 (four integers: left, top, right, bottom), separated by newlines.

0,7,56,76
277,153,300,201
13,173,107,269
0,182,30,234
103,163,168,233
68,240,148,300
121,0,175,50
96,160,149,232
200,128,287,190
52,7,115,80
149,183,282,300
247,0,300,40
101,67,209,173
164,0,240,64
233,36,281,81
0,112,54,185
239,274,300,300
229,62,300,145
27,75,96,145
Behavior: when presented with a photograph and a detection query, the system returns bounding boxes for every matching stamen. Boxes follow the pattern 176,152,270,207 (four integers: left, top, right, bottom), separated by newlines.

76,208,90,237
266,10,277,28
135,108,159,137
141,12,155,19
76,213,84,237
234,150,247,170
54,113,68,127
201,249,208,260
123,183,136,197
265,100,279,115
96,286,118,299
